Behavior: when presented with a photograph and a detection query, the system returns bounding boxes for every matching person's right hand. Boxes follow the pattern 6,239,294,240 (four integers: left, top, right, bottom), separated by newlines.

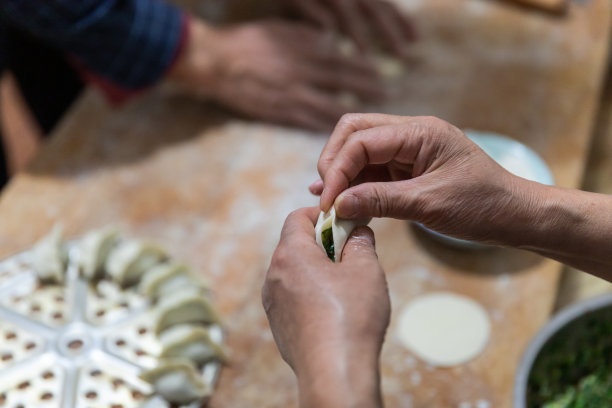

170,19,384,131
315,113,542,246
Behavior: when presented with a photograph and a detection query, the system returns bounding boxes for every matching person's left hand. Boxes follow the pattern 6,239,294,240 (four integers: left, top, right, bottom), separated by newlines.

287,0,417,57
262,207,389,408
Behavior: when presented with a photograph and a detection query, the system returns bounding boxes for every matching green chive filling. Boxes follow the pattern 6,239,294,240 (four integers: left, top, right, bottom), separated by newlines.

321,227,335,262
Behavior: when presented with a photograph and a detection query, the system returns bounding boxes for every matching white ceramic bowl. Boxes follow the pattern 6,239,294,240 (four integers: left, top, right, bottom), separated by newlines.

417,130,555,249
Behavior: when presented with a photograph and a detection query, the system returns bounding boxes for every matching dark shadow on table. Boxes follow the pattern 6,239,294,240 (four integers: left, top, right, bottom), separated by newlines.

409,222,545,276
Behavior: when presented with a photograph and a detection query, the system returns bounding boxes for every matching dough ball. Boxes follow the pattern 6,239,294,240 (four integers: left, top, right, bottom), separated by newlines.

396,292,490,367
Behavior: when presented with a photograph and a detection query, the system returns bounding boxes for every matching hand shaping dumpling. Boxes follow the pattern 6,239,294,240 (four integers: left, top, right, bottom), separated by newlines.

32,224,68,284
159,324,226,365
154,288,220,334
78,226,119,280
315,207,371,262
141,358,211,405
105,240,166,287
139,263,208,300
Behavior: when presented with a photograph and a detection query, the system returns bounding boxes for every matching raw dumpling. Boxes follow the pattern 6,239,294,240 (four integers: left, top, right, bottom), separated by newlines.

105,240,166,287
159,324,226,365
78,226,119,280
140,263,208,299
315,207,371,262
154,288,220,334
32,225,67,284
141,358,211,405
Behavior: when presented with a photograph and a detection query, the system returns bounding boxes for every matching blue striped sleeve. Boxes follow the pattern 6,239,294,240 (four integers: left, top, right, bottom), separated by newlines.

0,0,184,90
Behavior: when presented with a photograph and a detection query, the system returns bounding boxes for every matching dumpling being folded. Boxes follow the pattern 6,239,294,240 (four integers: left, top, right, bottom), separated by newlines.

32,225,68,284
140,358,210,405
159,324,226,365
154,288,220,334
78,226,119,280
139,263,208,300
315,207,371,262
105,240,166,287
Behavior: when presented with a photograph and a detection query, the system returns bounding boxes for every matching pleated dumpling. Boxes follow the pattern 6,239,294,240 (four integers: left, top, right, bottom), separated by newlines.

78,226,119,280
32,225,68,284
314,207,371,262
139,263,208,299
105,240,166,287
154,288,220,334
159,324,226,365
141,358,210,405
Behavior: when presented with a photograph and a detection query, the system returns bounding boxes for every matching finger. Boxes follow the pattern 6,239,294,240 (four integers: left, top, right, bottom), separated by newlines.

335,179,422,219
290,86,349,125
318,113,412,180
396,5,418,41
299,64,385,101
309,179,324,195
331,0,370,52
283,109,337,132
320,119,440,211
293,0,336,29
312,52,378,77
359,0,410,57
279,206,321,242
341,226,378,263
289,51,384,101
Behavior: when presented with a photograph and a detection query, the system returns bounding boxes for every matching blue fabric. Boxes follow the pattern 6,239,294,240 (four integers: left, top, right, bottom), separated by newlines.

0,0,183,90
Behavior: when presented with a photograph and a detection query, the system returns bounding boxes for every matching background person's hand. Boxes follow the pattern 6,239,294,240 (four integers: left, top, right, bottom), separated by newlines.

316,114,541,246
262,207,389,408
170,19,384,131
287,0,417,57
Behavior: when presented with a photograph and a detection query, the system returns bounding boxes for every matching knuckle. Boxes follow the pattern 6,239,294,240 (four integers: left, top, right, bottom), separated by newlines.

371,185,390,217
285,209,302,226
337,113,360,129
420,115,446,129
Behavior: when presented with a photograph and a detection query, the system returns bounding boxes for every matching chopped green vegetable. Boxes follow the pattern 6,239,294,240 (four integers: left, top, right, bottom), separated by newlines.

527,306,612,407
321,227,335,262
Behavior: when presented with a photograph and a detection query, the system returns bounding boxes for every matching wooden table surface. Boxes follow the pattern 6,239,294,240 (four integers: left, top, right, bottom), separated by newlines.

0,0,609,407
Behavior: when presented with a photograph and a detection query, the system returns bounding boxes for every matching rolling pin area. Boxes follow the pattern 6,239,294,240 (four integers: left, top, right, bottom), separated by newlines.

0,0,610,407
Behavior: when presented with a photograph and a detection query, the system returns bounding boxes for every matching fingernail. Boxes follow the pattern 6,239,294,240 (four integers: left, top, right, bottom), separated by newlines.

336,194,359,218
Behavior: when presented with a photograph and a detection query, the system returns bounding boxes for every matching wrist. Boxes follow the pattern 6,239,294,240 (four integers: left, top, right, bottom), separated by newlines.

296,341,382,408
166,17,221,94
491,175,551,248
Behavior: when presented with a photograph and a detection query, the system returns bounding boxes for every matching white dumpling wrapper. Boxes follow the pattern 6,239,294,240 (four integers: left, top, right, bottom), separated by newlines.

396,292,491,367
315,207,371,262
155,287,220,334
141,358,210,405
32,224,67,284
106,240,166,287
159,324,226,364
78,226,119,280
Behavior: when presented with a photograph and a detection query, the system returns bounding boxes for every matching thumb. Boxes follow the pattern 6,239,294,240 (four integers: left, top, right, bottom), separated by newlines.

341,226,377,262
335,180,421,219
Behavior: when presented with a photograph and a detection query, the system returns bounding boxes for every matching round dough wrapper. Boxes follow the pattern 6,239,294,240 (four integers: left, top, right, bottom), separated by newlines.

396,292,490,367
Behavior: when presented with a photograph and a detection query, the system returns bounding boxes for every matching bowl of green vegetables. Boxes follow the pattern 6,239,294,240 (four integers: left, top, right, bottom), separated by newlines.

514,293,612,408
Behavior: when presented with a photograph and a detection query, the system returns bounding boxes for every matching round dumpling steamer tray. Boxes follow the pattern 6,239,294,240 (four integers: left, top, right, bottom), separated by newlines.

0,237,223,408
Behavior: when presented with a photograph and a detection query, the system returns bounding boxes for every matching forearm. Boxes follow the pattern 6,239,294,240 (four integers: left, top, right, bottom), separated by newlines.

505,178,612,278
296,343,383,408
